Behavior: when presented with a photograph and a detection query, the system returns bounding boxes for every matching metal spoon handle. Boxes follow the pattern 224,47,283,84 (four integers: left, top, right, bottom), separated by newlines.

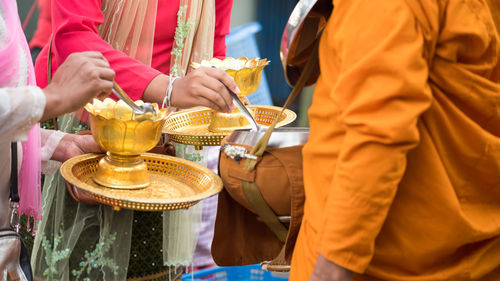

112,81,144,114
226,86,259,131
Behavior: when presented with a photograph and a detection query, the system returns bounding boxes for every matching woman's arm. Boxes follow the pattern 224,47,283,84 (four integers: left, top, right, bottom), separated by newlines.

51,0,160,101
51,0,237,112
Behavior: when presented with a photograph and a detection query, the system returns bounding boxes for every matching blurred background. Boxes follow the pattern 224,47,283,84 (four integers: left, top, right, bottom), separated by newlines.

17,0,314,126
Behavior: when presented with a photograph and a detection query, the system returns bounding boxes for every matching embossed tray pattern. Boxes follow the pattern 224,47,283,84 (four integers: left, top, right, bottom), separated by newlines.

163,105,296,147
60,153,222,211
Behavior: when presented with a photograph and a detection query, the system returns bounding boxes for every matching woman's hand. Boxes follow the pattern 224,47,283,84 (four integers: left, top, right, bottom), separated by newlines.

51,133,104,163
51,132,103,205
171,67,238,113
309,254,352,281
42,52,115,121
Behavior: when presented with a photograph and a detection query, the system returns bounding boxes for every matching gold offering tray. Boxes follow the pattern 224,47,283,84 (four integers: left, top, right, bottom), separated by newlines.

163,105,296,148
60,153,222,211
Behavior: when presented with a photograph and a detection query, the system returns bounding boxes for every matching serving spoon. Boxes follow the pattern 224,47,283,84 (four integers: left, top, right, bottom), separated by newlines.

225,85,260,131
112,81,156,119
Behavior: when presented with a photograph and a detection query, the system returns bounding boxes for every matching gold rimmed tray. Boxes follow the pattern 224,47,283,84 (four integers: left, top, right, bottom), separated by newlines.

163,105,296,148
60,153,222,211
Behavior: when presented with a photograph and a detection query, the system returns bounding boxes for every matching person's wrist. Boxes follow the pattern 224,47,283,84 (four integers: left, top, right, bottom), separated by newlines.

51,134,75,162
162,75,179,108
169,76,185,108
42,85,64,120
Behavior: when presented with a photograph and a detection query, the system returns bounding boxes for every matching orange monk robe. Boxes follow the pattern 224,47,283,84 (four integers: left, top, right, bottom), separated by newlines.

291,0,500,280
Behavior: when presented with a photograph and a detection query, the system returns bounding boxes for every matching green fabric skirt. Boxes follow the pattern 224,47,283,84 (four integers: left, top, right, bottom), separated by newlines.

22,211,182,280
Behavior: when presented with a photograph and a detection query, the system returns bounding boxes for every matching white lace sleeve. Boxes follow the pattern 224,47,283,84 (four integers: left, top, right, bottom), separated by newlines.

40,129,66,175
0,86,46,142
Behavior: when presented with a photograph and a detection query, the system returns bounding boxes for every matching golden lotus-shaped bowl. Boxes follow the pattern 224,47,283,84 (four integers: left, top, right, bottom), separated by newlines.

85,99,168,189
192,57,270,132
193,57,269,96
225,57,269,96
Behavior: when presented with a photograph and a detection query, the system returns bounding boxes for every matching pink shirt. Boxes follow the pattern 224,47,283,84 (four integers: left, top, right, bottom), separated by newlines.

34,0,233,101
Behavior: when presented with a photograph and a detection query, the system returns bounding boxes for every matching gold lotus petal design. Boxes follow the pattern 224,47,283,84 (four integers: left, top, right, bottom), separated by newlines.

84,98,168,121
84,99,169,189
190,57,275,135
191,57,270,96
86,98,169,155
89,114,166,155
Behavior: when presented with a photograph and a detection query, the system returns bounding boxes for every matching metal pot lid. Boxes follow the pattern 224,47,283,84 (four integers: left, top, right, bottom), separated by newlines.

280,0,333,87
226,127,309,148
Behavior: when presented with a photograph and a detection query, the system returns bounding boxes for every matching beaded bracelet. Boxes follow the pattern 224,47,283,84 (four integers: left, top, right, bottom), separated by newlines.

162,75,179,108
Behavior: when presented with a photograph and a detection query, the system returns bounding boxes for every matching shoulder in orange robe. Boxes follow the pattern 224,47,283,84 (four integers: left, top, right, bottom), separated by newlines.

291,0,500,280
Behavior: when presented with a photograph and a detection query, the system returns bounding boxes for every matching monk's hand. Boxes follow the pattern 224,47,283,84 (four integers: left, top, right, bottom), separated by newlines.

52,133,104,162
171,66,237,113
309,254,352,281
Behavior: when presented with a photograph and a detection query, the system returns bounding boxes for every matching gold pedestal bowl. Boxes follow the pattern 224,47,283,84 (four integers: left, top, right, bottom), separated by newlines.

85,99,168,189
192,57,269,132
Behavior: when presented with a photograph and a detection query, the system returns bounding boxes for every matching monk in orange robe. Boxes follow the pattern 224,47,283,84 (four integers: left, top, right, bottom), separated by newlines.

291,0,500,280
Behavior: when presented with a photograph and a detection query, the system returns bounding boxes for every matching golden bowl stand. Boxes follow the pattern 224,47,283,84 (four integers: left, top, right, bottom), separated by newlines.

88,112,167,190
93,152,149,189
